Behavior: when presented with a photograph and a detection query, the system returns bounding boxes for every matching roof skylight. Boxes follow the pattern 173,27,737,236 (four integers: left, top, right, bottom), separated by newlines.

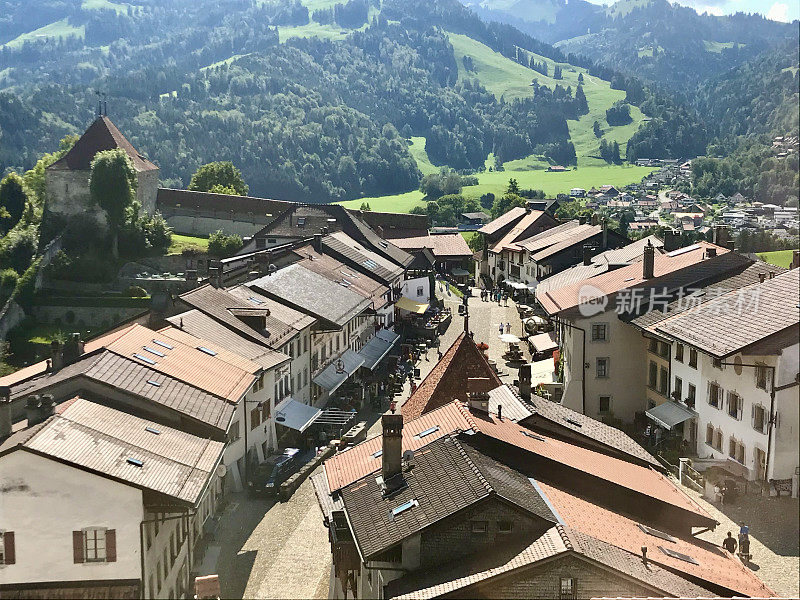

658,546,698,565
416,426,440,438
143,346,165,358
145,427,161,435
152,339,174,350
564,417,583,428
372,449,383,458
638,524,676,542
248,296,265,305
133,353,157,365
146,380,161,387
127,458,144,467
391,499,418,518
197,346,217,356
521,430,546,441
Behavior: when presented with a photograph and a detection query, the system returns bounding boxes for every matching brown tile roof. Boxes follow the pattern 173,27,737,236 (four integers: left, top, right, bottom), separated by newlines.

292,244,390,308
401,332,502,421
655,269,800,358
5,398,224,505
469,411,711,520
105,324,256,402
340,435,557,559
324,401,475,493
322,231,405,282
227,285,316,335
389,233,472,258
0,324,138,389
9,352,236,432
388,524,715,600
179,284,302,348
537,242,736,315
538,482,775,598
353,210,429,234
165,310,290,370
48,117,157,172
156,187,292,217
523,394,661,468
489,210,549,253
477,206,526,236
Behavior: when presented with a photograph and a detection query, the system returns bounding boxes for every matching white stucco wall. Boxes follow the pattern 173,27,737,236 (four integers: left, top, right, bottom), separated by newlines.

0,451,143,585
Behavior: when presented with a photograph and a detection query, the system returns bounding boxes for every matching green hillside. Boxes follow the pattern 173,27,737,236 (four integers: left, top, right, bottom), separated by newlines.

447,32,646,165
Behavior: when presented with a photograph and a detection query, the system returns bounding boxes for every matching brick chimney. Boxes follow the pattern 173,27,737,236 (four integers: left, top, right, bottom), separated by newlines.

467,377,493,413
381,413,403,483
642,241,655,279
0,386,11,439
663,229,679,252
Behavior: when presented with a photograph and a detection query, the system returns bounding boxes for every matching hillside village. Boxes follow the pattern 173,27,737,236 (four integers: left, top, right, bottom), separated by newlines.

0,114,798,600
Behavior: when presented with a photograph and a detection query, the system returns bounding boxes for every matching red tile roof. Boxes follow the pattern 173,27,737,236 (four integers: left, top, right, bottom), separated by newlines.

48,116,157,172
401,332,501,421
470,411,711,519
538,482,775,598
105,324,256,402
537,242,731,315
324,401,475,492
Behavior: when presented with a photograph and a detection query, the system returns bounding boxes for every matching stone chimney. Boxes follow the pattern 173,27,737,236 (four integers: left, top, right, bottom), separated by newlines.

208,265,221,288
712,224,729,248
26,394,55,426
769,271,775,279
0,386,11,439
467,377,493,413
759,272,766,283
185,269,198,285
62,333,84,366
578,216,587,225
642,241,655,279
601,218,608,249
641,546,648,567
582,244,592,266
312,233,323,253
791,250,800,270
50,341,64,372
706,247,717,258
663,229,679,252
381,413,403,483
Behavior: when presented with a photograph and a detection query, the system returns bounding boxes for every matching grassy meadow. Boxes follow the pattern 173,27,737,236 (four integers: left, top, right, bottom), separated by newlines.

757,249,798,269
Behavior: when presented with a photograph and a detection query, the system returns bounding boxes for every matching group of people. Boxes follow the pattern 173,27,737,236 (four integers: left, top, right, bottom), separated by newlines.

722,523,751,562
480,288,509,305
498,322,512,335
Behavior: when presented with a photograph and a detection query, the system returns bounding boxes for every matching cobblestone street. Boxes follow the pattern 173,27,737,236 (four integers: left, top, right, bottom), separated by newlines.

685,488,800,598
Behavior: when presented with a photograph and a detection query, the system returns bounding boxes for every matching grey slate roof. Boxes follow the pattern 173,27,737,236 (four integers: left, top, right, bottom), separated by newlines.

2,398,224,505
249,264,372,327
655,269,800,358
340,435,557,559
523,394,661,468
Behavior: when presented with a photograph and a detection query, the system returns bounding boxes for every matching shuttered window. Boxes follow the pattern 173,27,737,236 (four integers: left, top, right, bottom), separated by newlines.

74,528,115,563
2,531,14,564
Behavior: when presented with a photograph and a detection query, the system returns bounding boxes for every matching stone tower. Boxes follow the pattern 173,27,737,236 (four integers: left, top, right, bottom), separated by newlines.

45,116,159,226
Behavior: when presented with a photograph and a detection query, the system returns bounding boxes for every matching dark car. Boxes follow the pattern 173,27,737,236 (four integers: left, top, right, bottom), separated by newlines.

248,448,300,496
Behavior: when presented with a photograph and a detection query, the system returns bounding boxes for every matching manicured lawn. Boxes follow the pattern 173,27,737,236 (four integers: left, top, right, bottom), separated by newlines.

339,190,426,212
446,32,647,165
2,19,85,49
168,234,209,255
757,249,798,269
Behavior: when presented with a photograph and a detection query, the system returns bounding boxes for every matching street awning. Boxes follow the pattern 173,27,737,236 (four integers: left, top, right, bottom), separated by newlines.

645,401,696,430
358,329,400,370
503,280,528,290
450,267,470,277
312,349,365,394
274,398,322,433
528,331,558,353
396,296,429,314
529,358,556,385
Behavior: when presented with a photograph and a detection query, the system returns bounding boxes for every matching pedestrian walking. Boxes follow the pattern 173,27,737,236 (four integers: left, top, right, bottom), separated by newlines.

506,322,511,334
499,323,504,335
722,532,737,554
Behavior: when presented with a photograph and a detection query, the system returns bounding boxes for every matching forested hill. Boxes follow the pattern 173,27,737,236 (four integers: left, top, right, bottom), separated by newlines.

0,0,715,202
461,0,797,96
